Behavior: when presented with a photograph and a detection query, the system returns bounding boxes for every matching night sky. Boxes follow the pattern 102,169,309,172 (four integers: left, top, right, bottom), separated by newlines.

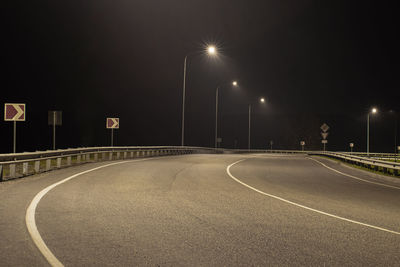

2,1,399,153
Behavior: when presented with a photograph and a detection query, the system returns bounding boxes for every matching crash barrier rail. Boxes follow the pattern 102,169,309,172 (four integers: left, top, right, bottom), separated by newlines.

312,151,400,177
0,146,217,181
1,147,398,181
0,146,312,181
338,151,399,158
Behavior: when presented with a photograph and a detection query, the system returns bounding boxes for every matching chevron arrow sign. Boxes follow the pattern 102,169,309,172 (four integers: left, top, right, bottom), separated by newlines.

106,118,119,129
4,103,26,121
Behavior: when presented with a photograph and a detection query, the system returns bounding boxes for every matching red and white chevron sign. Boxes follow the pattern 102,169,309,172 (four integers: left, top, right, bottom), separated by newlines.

106,118,119,129
4,103,26,121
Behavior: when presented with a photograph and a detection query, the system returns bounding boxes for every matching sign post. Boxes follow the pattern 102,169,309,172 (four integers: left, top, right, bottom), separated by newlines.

216,137,222,148
106,118,119,146
4,103,26,153
270,140,273,150
300,141,305,151
48,111,62,150
350,143,354,153
320,123,330,151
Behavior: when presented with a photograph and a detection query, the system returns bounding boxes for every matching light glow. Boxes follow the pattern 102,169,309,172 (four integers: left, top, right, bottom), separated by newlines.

260,97,265,103
232,81,238,86
207,46,216,55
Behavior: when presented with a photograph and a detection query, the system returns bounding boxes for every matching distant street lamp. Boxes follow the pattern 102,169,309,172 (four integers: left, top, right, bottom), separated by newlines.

248,97,266,150
208,46,216,55
367,107,377,155
181,45,217,146
215,80,238,148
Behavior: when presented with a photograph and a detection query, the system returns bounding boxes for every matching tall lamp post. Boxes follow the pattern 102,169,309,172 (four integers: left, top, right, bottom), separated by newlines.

248,97,266,150
215,81,238,148
367,107,377,155
181,45,216,146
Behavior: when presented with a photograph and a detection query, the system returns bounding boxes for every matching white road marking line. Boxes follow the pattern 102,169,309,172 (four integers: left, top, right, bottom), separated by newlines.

26,158,153,267
308,157,400,190
226,158,400,235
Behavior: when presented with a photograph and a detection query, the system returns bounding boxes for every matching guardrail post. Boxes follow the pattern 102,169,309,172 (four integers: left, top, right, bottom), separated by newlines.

46,159,51,171
130,151,134,158
34,161,40,173
109,152,113,161
117,152,120,159
22,162,28,175
57,158,62,168
0,165,3,182
94,153,98,162
9,164,16,178
123,152,127,159
77,155,81,164
67,157,71,166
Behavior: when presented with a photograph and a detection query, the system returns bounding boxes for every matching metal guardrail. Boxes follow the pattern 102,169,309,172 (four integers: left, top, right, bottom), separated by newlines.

337,151,399,158
0,146,215,181
312,151,400,176
1,147,398,181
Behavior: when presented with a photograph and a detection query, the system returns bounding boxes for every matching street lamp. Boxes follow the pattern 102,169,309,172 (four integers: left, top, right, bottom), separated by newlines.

181,45,217,146
248,97,266,150
208,46,216,55
367,107,377,155
215,80,238,148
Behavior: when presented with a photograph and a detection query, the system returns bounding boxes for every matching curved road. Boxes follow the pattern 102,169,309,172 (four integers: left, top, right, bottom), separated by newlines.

0,154,399,266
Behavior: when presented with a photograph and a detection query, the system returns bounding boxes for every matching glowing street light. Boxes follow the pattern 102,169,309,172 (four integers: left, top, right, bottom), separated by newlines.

181,44,217,146
248,97,266,150
367,107,378,155
215,80,238,148
207,45,216,55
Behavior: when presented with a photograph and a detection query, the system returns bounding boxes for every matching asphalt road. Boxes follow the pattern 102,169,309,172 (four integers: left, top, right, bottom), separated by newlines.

0,154,399,266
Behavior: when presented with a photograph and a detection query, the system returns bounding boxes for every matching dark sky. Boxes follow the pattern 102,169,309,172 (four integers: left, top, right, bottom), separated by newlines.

1,1,399,153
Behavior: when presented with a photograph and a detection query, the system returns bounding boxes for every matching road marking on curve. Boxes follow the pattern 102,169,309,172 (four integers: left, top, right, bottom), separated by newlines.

26,158,154,267
226,158,400,236
307,157,400,190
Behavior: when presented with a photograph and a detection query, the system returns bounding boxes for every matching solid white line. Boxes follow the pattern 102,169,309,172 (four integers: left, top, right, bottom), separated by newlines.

226,158,400,235
26,158,153,267
308,157,400,190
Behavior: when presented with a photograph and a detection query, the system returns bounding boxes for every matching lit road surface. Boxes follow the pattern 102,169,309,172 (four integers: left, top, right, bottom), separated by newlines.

1,154,399,266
